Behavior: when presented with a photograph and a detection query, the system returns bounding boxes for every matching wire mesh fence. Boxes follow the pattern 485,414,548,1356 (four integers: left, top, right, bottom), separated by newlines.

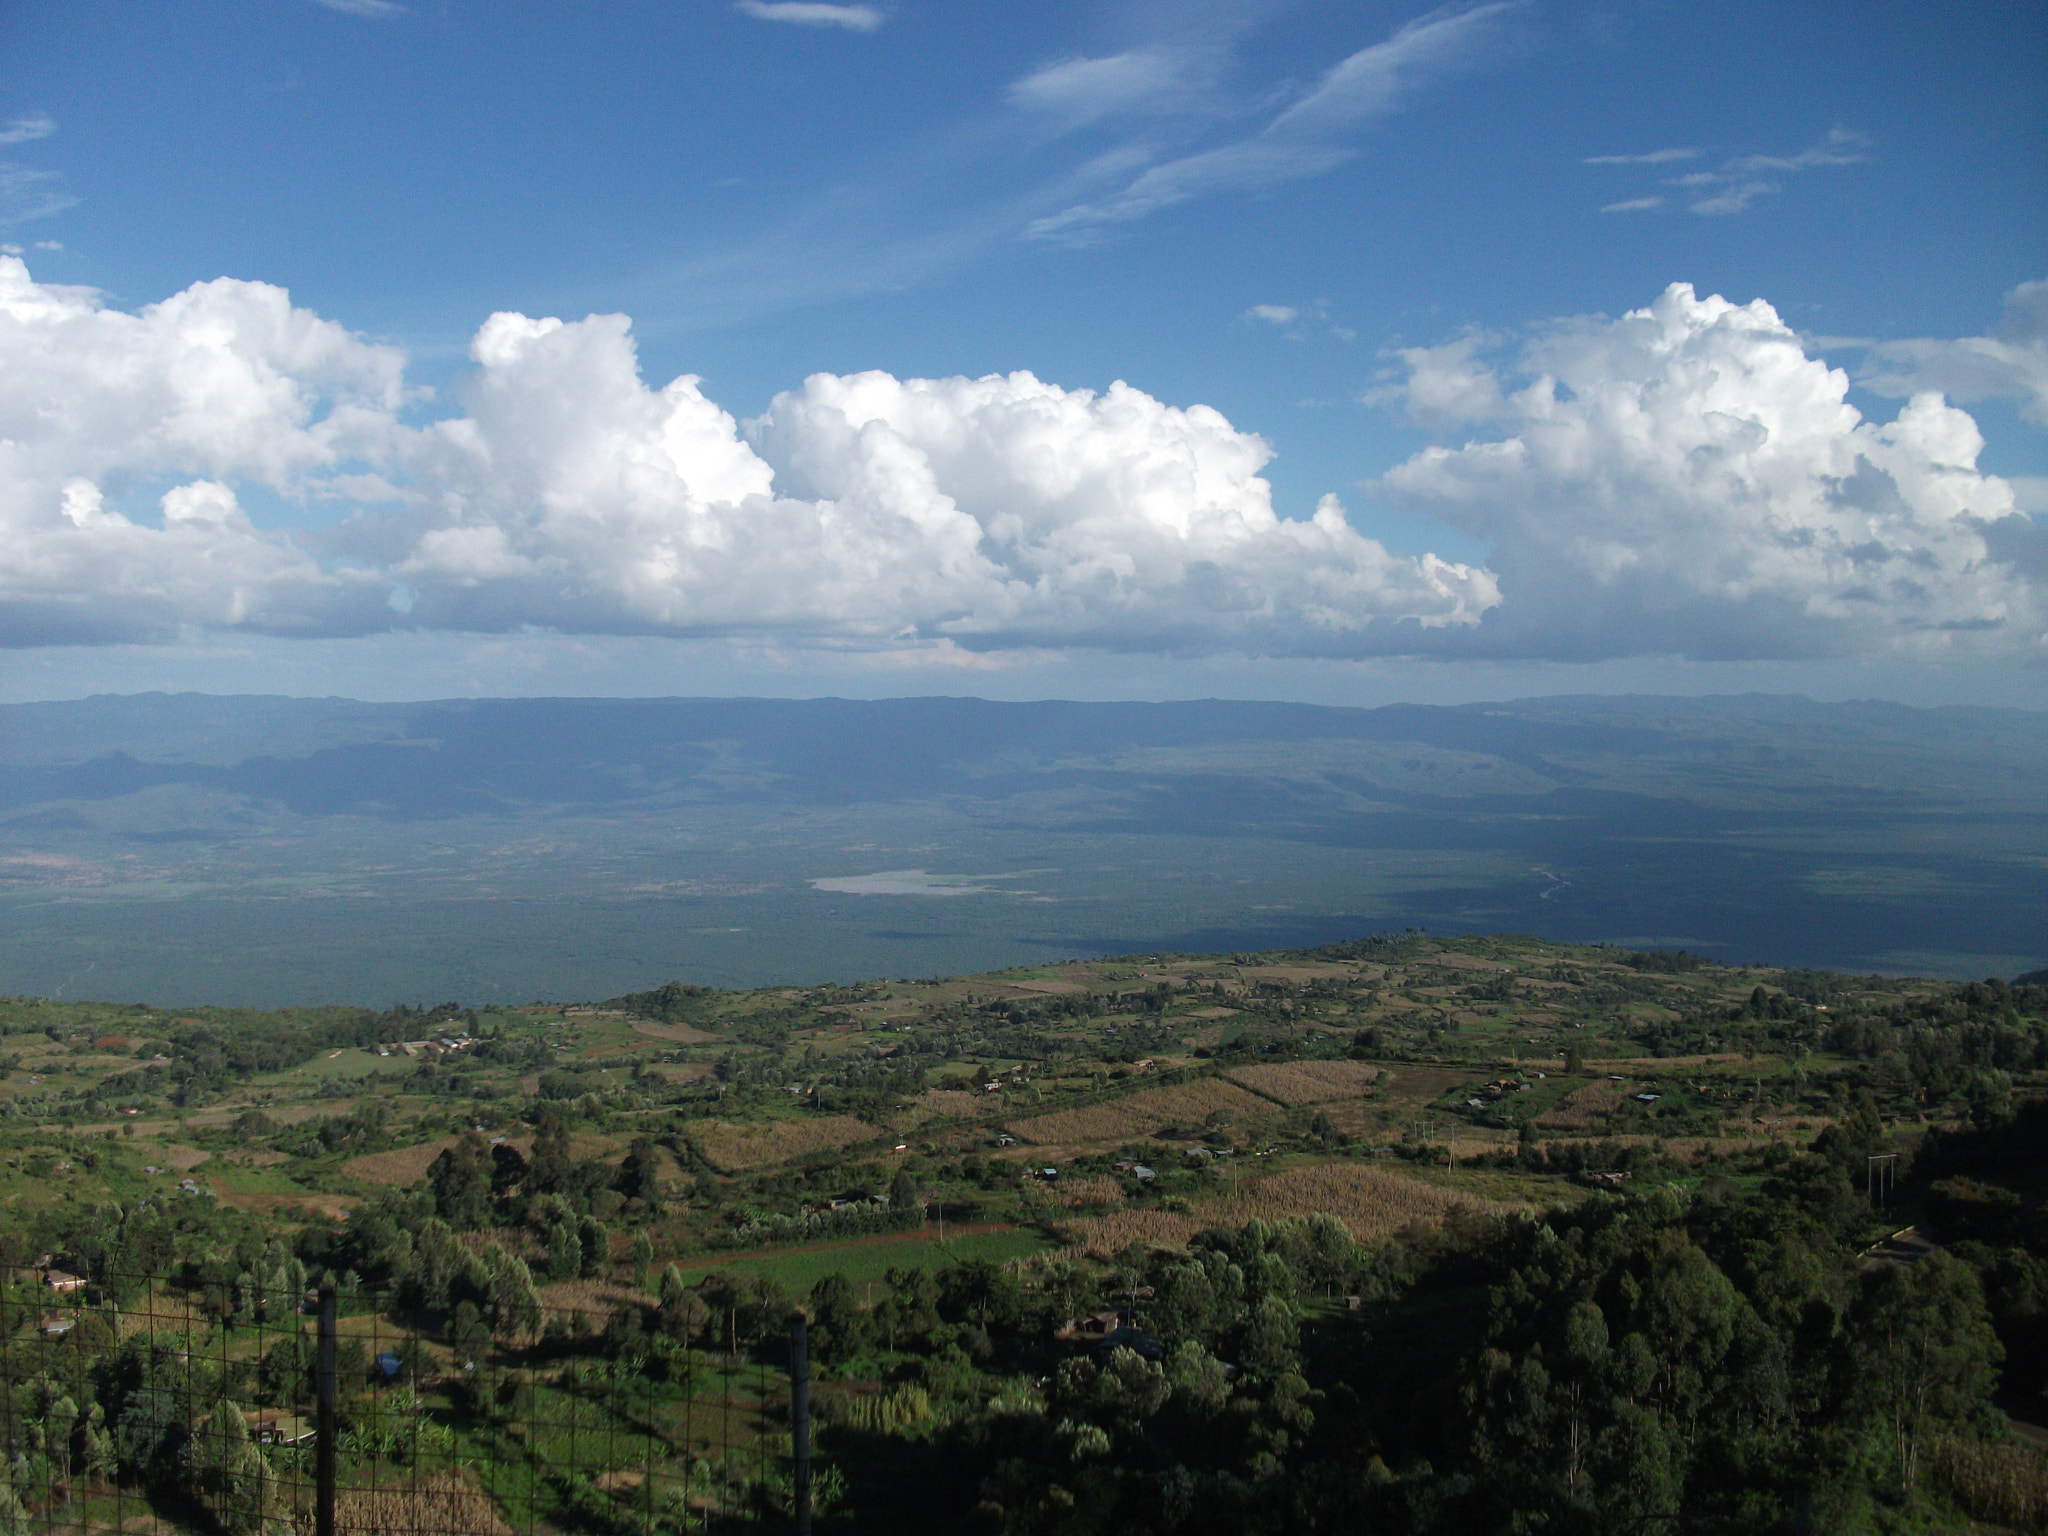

0,1261,809,1535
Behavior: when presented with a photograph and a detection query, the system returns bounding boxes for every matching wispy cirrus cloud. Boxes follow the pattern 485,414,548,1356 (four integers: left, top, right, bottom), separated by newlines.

1007,49,1202,131
734,1,883,31
310,0,406,16
1582,146,1696,165
1587,128,1866,215
0,164,77,224
0,113,56,146
1025,3,1523,242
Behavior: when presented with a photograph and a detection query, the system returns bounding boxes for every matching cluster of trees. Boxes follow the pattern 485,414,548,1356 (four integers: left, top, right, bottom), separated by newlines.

415,1116,665,1239
779,1126,2041,1534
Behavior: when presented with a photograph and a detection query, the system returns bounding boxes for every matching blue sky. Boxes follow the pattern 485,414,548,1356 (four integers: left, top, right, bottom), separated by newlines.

1,0,2044,705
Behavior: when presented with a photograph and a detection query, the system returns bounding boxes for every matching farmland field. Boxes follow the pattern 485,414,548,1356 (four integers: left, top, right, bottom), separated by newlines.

685,1114,875,1171
1227,1059,1381,1106
1060,1159,1517,1257
1006,1076,1275,1147
675,1225,1051,1294
0,919,2036,1533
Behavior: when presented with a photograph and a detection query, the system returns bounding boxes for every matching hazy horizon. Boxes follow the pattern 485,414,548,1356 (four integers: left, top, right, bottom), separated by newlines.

6,690,2041,1007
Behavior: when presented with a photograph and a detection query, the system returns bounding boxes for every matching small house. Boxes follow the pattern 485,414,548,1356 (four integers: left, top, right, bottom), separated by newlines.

42,1269,87,1293
40,1315,74,1338
246,1411,314,1447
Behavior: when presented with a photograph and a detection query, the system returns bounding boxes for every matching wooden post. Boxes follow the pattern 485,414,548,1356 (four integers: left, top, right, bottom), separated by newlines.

316,1283,336,1536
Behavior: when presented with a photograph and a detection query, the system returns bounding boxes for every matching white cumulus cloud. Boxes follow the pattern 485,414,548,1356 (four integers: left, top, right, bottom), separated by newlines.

0,257,1493,655
0,258,408,643
1376,283,2043,659
3,261,2035,662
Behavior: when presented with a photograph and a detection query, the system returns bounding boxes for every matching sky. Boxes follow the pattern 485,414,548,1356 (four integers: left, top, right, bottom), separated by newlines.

1,0,2044,707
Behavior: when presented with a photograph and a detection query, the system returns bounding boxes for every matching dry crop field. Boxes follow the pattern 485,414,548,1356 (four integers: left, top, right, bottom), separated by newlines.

686,1114,874,1171
535,1277,656,1323
911,1088,998,1123
335,1473,515,1536
1060,1160,1513,1257
628,1018,723,1045
342,1137,472,1187
1536,1081,1630,1130
1007,1077,1274,1147
1227,1060,1380,1106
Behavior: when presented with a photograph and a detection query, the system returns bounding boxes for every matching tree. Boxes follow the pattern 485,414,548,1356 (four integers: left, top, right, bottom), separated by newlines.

489,1141,528,1202
481,1245,541,1343
1557,1300,1610,1496
255,1333,314,1407
81,1409,116,1488
809,1273,866,1362
1630,1240,1742,1447
943,1259,1020,1331
1155,1262,1219,1348
546,1221,583,1282
45,1394,76,1495
426,1132,493,1228
1241,1295,1299,1379
191,1401,278,1536
1850,1251,2003,1494
577,1214,607,1277
889,1169,922,1213
617,1137,664,1205
877,1267,939,1352
1165,1339,1230,1412
657,1265,708,1342
528,1111,573,1196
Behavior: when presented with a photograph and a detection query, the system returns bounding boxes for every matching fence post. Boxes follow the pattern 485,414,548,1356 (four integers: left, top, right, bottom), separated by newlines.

789,1315,811,1536
316,1281,337,1536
